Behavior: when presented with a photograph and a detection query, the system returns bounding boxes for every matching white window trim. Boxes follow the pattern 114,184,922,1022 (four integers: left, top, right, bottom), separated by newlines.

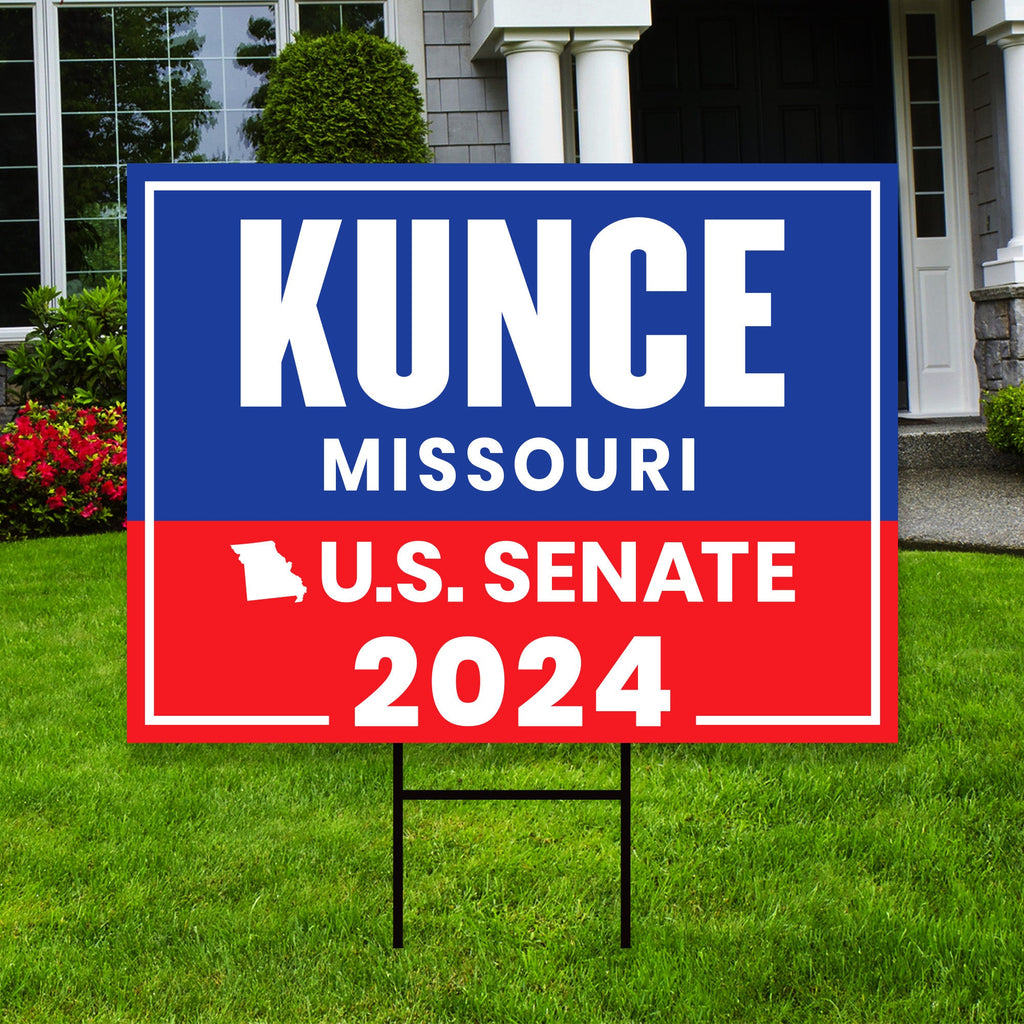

390,0,425,98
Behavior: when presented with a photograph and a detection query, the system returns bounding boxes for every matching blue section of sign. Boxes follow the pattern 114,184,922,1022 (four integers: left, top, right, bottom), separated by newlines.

129,163,898,524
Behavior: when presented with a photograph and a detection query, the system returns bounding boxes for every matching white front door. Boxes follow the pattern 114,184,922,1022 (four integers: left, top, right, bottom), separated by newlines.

891,0,978,415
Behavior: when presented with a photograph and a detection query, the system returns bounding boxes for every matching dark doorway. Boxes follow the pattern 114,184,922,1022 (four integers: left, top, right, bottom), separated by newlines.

630,0,907,406
631,0,898,163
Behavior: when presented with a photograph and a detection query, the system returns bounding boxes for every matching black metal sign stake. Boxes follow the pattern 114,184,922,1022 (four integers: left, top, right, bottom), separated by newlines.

392,743,632,948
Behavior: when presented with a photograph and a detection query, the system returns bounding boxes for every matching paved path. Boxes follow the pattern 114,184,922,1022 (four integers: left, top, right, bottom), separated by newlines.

898,466,1024,554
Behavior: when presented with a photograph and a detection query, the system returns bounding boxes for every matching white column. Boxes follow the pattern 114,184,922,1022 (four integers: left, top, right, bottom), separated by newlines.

1000,38,1024,252
500,34,569,163
973,0,1024,283
571,33,639,163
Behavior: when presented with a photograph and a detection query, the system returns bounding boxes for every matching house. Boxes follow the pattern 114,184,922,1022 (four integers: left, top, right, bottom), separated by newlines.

1,0,1021,421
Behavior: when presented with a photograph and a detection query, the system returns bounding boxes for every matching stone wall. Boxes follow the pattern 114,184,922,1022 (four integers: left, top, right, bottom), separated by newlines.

972,284,1024,397
0,343,20,425
422,0,510,163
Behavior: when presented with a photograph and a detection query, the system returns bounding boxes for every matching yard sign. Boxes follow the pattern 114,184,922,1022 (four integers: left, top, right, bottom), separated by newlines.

128,164,897,744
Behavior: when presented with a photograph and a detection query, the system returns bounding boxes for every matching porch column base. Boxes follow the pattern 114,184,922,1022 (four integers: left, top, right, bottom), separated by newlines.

981,246,1024,286
970,284,1024,404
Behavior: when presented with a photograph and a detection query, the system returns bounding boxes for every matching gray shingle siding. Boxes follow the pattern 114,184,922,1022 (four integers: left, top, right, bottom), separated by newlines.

423,0,510,163
962,4,1012,288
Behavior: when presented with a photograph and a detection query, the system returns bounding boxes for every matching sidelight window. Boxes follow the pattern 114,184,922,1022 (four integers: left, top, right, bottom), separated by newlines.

905,13,946,238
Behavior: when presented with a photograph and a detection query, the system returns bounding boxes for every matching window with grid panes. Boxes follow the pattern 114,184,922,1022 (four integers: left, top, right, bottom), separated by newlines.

58,4,275,293
298,2,384,38
0,1,394,328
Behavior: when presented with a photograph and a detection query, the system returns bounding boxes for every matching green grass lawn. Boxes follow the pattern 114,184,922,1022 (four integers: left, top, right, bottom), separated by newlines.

1,534,1023,1022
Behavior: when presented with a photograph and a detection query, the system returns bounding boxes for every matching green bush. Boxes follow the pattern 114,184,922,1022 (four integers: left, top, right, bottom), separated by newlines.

1,277,127,407
0,399,126,542
258,30,431,163
983,384,1024,456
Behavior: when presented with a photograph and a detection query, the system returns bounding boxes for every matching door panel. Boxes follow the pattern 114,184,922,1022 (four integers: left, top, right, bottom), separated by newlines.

760,5,896,162
632,2,762,163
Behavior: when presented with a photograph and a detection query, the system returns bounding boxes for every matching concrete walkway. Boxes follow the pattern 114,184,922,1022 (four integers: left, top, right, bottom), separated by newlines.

899,466,1024,553
898,418,1024,555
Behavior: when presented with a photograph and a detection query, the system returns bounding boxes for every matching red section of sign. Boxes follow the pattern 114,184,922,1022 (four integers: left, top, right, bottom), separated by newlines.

128,520,897,743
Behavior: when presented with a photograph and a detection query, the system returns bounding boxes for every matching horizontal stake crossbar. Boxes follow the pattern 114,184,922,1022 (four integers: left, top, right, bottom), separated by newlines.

402,788,623,801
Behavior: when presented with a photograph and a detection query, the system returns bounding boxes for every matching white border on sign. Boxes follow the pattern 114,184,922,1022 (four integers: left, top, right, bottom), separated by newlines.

142,178,883,729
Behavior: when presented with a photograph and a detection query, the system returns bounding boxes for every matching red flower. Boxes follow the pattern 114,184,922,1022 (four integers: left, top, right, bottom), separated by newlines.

2,399,126,537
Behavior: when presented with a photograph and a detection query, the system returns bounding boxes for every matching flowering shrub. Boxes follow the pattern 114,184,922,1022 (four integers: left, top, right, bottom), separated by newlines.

0,400,126,541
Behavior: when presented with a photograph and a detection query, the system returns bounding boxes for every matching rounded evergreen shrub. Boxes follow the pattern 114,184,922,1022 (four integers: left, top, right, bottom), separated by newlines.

983,384,1024,457
258,31,431,163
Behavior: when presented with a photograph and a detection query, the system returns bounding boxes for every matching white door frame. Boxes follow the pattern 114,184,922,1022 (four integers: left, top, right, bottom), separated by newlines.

890,0,978,416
